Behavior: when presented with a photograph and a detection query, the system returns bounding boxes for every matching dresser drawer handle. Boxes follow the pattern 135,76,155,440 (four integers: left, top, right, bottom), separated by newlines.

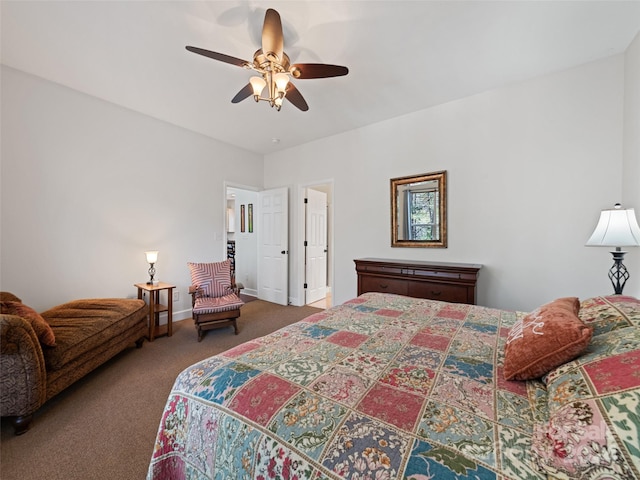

431,290,442,296
379,284,389,289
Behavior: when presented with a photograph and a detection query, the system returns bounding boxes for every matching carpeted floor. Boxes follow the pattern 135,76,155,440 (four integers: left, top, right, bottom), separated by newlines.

0,299,321,480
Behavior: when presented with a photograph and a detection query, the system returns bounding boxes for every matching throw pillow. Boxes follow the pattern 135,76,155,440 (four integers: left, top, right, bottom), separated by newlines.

503,297,592,381
187,260,233,298
0,300,56,347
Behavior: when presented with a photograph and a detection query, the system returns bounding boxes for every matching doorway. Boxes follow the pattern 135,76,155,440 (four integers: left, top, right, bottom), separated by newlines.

225,186,259,298
301,182,333,309
224,184,289,305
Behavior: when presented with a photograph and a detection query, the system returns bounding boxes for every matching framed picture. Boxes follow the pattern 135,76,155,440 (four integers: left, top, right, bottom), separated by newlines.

240,204,245,232
248,204,253,233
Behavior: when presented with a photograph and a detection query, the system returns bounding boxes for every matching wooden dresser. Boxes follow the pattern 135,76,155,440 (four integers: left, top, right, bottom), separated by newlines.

354,258,482,305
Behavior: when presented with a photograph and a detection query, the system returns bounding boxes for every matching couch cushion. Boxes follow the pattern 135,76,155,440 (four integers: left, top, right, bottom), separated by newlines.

531,326,640,478
503,297,592,380
41,298,147,371
0,300,56,347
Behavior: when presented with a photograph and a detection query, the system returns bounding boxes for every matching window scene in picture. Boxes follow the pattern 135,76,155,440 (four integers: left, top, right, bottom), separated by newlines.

405,186,440,241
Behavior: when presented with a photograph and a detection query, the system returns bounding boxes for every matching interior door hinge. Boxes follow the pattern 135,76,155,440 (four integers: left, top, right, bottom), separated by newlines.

304,240,308,247
304,198,308,204
304,283,308,289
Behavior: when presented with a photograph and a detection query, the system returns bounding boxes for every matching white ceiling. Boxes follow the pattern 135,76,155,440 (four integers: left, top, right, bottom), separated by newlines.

2,1,639,155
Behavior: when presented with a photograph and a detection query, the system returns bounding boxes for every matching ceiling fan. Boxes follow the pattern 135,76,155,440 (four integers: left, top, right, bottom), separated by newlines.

186,8,349,112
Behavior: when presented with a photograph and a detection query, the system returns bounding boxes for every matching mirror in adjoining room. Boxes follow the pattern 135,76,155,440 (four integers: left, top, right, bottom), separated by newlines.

391,170,447,248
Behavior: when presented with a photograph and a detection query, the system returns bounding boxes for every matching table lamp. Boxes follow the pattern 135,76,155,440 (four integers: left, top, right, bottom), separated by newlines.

145,251,159,285
586,204,640,294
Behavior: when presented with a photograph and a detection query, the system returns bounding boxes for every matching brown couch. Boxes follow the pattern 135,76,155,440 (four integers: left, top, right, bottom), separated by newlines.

0,292,148,434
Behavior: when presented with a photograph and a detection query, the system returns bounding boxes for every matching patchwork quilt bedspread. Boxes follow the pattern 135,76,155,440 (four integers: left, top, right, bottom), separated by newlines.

147,292,640,480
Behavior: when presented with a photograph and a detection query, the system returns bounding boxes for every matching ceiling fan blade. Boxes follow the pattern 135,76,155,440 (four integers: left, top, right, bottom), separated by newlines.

290,63,349,79
231,83,253,104
262,8,284,62
185,46,249,68
284,82,309,112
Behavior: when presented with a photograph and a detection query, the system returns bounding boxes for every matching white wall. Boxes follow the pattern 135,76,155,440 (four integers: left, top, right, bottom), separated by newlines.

623,32,640,298
3,49,638,314
265,55,631,311
0,66,264,314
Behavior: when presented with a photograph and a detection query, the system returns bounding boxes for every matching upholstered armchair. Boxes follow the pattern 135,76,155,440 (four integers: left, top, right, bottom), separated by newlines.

187,260,244,341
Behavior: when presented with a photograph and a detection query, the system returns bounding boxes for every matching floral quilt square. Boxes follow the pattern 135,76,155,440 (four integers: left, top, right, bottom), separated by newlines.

173,357,228,392
326,330,368,348
404,438,497,479
443,355,493,384
437,304,470,320
310,367,372,407
266,391,348,460
321,412,410,479
356,382,424,430
432,373,495,420
417,400,497,467
253,434,322,480
271,357,330,386
395,345,442,370
583,349,640,394
374,308,403,317
410,331,451,351
419,317,463,337
191,362,262,405
236,344,297,369
228,373,299,426
302,324,338,340
379,364,436,396
338,350,395,379
449,329,494,361
213,415,262,479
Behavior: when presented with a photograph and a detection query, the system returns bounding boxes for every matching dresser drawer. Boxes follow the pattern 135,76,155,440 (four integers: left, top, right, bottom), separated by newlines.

355,258,481,305
408,281,469,303
359,275,408,296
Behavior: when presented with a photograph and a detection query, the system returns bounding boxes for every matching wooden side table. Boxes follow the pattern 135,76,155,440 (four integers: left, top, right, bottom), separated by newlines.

134,282,175,341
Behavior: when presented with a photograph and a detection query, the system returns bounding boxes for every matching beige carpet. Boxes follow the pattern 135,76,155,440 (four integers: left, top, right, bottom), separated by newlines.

0,300,321,480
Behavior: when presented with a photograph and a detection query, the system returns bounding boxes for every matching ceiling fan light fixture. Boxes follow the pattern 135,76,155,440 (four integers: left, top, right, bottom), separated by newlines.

274,95,283,111
274,72,289,95
249,76,266,100
186,8,348,112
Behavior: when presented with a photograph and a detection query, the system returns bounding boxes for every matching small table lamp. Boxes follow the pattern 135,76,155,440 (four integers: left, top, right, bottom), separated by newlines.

586,204,640,294
145,251,159,285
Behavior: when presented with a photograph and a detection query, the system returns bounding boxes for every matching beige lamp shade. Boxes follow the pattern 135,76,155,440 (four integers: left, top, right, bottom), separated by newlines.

145,251,159,264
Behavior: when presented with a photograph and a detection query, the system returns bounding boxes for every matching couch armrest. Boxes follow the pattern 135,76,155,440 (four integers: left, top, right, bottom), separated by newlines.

0,314,47,418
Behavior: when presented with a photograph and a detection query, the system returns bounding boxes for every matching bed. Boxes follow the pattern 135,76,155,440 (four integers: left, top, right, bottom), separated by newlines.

147,292,640,479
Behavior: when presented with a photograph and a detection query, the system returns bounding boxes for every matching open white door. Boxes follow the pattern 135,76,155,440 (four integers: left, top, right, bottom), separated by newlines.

305,188,327,304
257,187,289,305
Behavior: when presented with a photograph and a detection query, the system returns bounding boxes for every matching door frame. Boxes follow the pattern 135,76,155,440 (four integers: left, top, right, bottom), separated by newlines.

295,179,334,307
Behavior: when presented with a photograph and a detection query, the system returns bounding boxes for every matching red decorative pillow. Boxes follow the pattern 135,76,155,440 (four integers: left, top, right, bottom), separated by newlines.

503,297,592,381
187,260,233,298
0,300,56,347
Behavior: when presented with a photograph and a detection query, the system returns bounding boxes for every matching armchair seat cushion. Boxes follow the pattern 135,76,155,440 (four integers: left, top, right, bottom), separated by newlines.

193,294,244,315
